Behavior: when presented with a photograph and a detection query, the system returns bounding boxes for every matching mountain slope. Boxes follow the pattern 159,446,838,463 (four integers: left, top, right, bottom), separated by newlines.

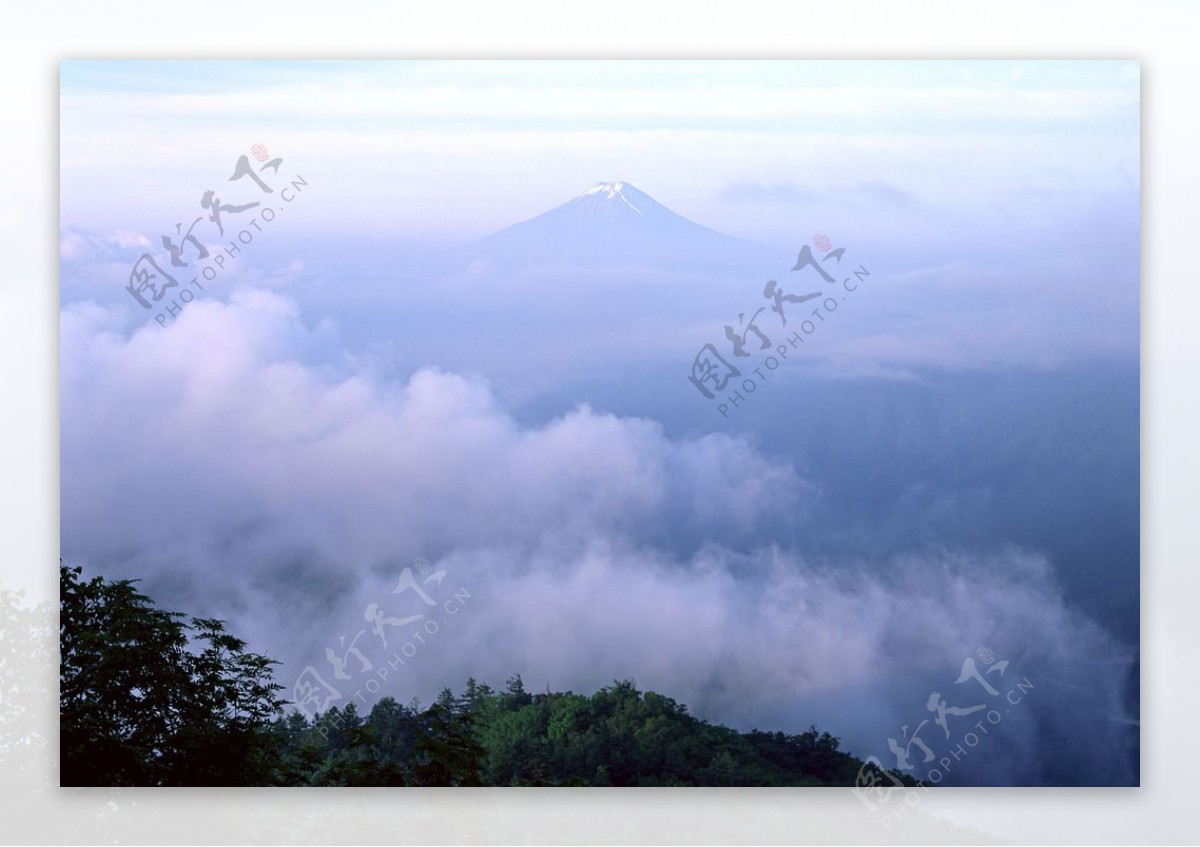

470,181,773,273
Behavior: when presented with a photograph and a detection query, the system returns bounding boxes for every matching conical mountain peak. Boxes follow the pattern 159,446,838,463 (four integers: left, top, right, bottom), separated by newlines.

472,181,768,271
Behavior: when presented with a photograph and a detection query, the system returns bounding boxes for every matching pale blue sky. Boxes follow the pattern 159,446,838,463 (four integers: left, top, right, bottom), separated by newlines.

60,60,1139,241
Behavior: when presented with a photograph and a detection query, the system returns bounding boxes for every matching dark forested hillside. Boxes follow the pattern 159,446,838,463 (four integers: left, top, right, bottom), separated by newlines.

60,563,907,787
272,676,877,787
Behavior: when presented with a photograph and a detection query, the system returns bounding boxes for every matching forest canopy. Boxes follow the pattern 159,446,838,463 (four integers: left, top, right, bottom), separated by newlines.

59,563,906,787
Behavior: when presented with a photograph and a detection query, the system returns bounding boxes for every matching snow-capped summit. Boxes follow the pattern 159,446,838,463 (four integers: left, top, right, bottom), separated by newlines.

471,181,771,272
578,182,644,215
491,181,720,238
581,181,629,197
569,181,697,222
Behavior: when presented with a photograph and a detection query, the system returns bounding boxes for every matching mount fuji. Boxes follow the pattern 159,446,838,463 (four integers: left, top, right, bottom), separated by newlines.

469,181,773,273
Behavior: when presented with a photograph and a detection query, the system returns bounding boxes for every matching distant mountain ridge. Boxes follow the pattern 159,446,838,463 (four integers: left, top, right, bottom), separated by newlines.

502,181,725,235
470,181,774,273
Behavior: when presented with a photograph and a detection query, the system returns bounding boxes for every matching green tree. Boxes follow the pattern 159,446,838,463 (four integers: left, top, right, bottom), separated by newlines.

59,563,285,786
412,706,483,785
500,673,531,710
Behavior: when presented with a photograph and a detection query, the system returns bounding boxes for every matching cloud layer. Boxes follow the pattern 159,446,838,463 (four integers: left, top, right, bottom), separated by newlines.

60,288,1135,785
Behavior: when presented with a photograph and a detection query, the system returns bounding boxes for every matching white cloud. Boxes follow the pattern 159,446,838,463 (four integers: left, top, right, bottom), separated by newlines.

59,287,1135,784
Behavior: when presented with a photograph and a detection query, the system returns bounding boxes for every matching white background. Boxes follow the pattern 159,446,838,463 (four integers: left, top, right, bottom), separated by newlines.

2,1,1193,843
